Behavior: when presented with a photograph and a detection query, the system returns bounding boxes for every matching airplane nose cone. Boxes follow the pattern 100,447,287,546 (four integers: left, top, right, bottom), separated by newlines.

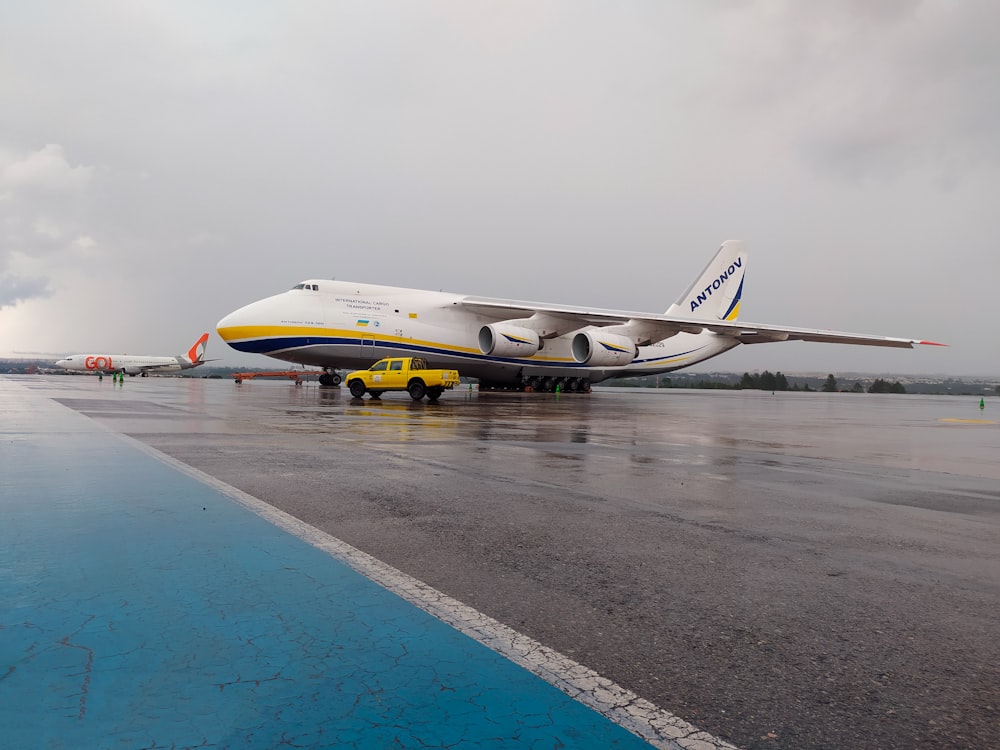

217,288,319,354
216,307,253,347
216,298,269,339
215,310,242,336
216,294,286,352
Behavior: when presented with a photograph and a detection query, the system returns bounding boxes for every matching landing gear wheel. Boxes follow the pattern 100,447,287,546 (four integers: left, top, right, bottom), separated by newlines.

349,380,366,398
369,391,382,400
331,373,342,386
408,380,427,401
427,386,444,401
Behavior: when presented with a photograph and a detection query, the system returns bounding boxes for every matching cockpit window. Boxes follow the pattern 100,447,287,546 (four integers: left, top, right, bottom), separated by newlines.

291,283,320,291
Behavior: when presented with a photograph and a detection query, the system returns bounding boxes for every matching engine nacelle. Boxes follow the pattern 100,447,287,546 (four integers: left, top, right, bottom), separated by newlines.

478,324,541,357
571,331,638,366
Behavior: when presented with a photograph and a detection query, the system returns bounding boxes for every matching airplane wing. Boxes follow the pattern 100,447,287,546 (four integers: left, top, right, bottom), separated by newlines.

459,297,945,349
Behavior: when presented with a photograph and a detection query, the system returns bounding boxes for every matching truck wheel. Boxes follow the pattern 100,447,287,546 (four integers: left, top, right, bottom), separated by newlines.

349,380,366,398
408,380,427,400
427,386,444,401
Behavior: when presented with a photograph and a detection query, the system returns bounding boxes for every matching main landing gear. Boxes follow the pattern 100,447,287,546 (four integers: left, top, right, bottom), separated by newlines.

522,376,590,393
318,370,343,387
477,376,591,393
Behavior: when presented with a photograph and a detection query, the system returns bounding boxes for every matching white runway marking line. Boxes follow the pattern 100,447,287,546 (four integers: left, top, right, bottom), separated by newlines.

123,434,741,750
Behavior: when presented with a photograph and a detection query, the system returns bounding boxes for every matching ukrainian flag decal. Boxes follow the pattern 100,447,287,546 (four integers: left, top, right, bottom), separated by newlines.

356,319,369,327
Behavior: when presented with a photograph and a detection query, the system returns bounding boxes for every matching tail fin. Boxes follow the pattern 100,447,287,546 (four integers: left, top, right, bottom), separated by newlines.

185,333,210,364
665,240,747,321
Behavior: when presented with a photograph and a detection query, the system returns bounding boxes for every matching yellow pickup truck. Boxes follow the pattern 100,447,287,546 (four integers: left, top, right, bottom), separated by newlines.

345,357,461,401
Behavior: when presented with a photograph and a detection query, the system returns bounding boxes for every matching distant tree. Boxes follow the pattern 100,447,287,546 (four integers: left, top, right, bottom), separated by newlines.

868,378,907,394
995,385,999,396
851,382,864,393
734,371,797,391
821,374,838,392
803,383,813,392
689,380,737,389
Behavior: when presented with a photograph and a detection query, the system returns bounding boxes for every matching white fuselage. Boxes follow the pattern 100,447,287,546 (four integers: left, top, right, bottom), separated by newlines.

216,281,739,385
56,354,189,375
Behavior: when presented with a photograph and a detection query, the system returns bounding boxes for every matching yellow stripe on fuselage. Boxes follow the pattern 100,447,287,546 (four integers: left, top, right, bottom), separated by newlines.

217,325,355,342
216,324,577,362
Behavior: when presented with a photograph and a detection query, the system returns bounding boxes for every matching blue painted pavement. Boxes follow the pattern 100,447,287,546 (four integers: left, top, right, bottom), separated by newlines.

0,382,654,749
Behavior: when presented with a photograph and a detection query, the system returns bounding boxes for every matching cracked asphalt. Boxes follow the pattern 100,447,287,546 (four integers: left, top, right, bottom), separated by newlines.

33,376,1000,750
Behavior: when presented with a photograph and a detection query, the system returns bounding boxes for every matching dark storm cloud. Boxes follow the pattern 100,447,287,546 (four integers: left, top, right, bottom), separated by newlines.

0,274,52,309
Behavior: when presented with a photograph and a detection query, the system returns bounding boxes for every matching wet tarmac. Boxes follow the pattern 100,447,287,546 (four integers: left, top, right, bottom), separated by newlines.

5,375,1000,749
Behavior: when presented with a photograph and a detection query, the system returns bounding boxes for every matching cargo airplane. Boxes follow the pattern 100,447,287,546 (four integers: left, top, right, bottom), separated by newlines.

56,333,211,377
216,241,943,391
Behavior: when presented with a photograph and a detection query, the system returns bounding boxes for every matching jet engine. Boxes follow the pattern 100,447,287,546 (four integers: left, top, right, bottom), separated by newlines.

571,331,638,366
478,324,541,357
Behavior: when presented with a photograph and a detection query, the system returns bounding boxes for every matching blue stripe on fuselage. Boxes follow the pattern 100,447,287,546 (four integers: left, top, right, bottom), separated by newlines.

229,335,708,370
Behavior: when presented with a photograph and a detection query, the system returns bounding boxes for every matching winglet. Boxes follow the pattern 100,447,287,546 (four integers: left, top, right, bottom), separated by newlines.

918,340,948,347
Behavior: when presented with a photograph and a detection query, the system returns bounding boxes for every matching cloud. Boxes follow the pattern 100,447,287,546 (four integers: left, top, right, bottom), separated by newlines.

0,145,103,282
0,144,94,193
0,274,52,309
71,235,103,259
700,2,1000,185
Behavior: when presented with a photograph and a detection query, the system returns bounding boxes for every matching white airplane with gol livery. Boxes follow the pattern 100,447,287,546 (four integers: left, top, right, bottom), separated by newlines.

216,241,944,391
56,333,211,377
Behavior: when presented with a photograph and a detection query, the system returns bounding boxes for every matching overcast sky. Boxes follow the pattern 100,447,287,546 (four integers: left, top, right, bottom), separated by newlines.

2,1,997,376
